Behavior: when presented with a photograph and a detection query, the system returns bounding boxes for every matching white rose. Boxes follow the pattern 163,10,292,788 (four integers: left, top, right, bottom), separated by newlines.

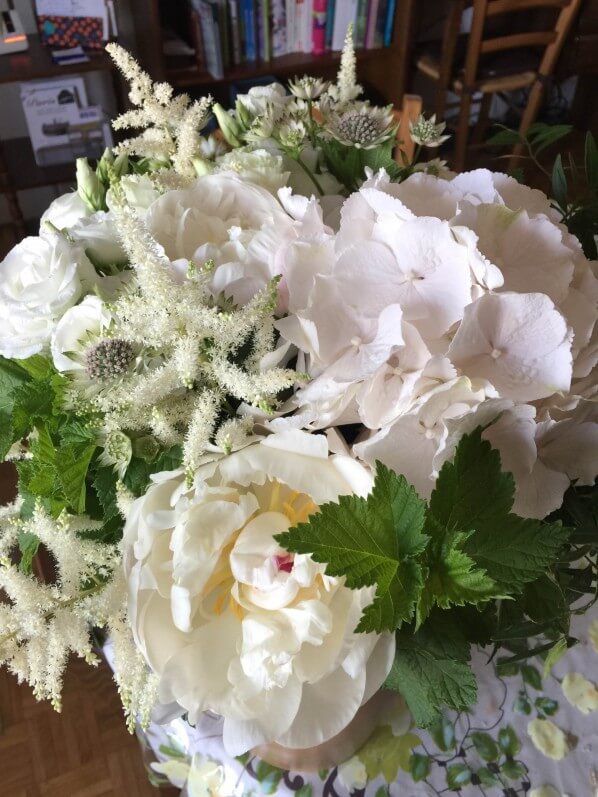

70,211,127,269
123,430,395,755
0,234,95,358
106,174,160,218
51,295,113,373
40,190,93,230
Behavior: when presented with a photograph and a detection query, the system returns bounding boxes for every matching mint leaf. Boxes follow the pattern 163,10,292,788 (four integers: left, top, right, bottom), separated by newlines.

276,463,428,633
386,626,477,726
431,428,569,593
417,515,499,626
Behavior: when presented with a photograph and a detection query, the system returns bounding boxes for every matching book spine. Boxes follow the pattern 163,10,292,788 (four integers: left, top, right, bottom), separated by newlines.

241,0,257,60
271,0,287,56
365,0,379,48
374,0,388,48
198,1,224,79
293,0,304,53
302,0,313,52
331,0,357,50
355,0,369,48
190,7,206,69
219,0,230,68
383,0,396,46
324,0,335,50
312,0,327,55
261,0,271,60
228,0,243,64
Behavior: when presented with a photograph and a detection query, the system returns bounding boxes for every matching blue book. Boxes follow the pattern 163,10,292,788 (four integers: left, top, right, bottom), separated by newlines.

383,0,396,46
325,0,335,51
241,0,258,60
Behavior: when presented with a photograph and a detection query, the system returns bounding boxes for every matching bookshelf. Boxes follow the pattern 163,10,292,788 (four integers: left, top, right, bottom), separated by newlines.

120,0,408,107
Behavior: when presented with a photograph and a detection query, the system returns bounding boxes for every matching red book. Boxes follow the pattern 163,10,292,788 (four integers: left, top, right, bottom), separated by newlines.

312,0,327,55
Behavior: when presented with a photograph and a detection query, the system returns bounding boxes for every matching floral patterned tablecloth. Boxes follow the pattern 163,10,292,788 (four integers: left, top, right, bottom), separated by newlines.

116,604,598,797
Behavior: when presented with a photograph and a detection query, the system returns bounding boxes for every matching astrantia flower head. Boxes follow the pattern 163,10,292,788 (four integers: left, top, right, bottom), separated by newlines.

409,113,450,148
289,76,329,101
85,338,135,381
325,105,396,150
98,429,133,478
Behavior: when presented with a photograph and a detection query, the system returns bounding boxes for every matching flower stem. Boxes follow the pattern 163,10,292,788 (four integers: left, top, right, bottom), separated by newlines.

294,153,325,196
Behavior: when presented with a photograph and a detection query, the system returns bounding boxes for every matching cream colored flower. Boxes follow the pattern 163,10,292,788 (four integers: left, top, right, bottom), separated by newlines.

562,672,598,714
124,431,395,756
528,718,570,760
530,787,561,797
337,756,368,791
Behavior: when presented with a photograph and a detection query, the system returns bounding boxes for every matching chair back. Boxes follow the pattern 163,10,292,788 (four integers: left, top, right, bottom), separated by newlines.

461,0,582,90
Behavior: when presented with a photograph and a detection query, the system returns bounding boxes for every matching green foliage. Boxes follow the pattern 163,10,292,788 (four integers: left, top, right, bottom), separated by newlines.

429,714,456,752
446,763,471,789
18,531,40,575
470,732,499,762
498,726,520,757
358,725,420,782
321,138,402,192
409,753,431,782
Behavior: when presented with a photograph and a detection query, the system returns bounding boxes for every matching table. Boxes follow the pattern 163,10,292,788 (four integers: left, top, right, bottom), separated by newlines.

131,603,598,797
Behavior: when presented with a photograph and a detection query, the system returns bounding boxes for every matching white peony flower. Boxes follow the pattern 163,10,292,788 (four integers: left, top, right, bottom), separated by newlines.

448,292,573,402
123,430,395,755
0,234,96,358
40,190,93,231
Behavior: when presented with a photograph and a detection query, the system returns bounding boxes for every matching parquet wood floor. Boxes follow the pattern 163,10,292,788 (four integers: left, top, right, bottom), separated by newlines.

0,657,179,797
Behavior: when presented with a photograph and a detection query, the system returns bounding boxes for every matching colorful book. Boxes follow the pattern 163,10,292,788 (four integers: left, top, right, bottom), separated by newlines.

324,0,335,50
292,0,306,53
312,0,327,55
195,0,224,78
301,0,313,53
331,0,357,50
240,0,257,60
218,0,230,68
365,0,379,48
271,0,287,56
189,7,206,70
374,0,388,48
258,0,271,60
383,0,396,46
228,0,243,64
354,0,368,48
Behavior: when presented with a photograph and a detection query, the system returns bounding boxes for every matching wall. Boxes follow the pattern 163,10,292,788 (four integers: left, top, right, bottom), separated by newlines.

0,0,117,226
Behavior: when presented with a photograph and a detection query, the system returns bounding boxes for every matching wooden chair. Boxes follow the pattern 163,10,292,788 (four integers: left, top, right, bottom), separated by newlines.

394,93,423,163
414,0,582,171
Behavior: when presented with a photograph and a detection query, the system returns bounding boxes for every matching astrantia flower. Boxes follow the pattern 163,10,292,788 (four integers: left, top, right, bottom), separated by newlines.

288,76,329,101
409,113,450,148
51,295,114,375
123,430,395,755
325,105,396,150
98,429,133,478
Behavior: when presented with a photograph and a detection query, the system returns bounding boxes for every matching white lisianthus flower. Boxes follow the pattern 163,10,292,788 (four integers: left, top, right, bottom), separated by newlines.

70,211,128,270
51,295,114,373
236,82,289,118
123,430,395,755
216,148,289,193
0,234,96,358
106,173,160,218
40,190,93,231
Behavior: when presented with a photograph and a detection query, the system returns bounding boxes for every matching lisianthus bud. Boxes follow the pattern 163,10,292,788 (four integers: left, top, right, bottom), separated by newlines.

213,103,242,148
76,158,106,211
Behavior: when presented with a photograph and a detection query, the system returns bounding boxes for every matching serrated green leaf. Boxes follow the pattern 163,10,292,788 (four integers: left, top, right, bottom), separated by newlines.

12,378,54,438
92,466,119,520
386,626,476,727
0,408,14,460
446,762,471,789
276,462,428,633
409,753,431,782
498,726,521,756
14,355,54,380
429,714,455,751
58,444,96,513
470,732,499,762
18,531,40,574
0,356,30,414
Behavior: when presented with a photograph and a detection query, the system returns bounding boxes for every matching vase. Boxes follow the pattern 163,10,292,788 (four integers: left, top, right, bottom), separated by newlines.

252,689,400,771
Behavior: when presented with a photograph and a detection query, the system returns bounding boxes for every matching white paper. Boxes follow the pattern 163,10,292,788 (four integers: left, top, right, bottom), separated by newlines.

35,0,106,19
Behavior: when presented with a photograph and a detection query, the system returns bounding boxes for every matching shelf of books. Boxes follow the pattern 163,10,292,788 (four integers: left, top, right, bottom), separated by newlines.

164,0,398,88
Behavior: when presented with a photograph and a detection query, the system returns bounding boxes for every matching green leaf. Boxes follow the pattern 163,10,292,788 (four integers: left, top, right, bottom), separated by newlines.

486,126,523,147
498,726,521,757
446,762,471,789
11,378,54,438
276,462,428,633
0,356,30,414
18,531,40,574
0,408,14,460
92,466,119,520
501,759,527,780
477,767,499,787
552,154,568,209
585,132,598,189
528,122,572,155
58,444,96,513
318,769,328,781
535,697,559,716
521,664,542,691
429,714,456,751
514,696,532,715
409,753,431,782
543,637,568,677
470,732,499,762
254,761,284,794
14,355,54,380
359,725,421,782
295,786,313,797
386,626,476,727
523,575,568,632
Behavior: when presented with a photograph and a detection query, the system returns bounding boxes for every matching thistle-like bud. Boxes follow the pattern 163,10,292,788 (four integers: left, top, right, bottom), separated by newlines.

76,158,106,211
85,338,135,381
213,103,243,148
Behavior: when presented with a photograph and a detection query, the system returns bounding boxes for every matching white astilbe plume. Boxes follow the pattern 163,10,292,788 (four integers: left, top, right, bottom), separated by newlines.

334,25,362,105
65,176,299,473
106,43,212,178
0,503,156,729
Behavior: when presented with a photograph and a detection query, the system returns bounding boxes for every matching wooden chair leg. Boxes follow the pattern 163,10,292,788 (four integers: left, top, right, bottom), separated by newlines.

471,91,493,147
453,92,473,172
508,80,545,171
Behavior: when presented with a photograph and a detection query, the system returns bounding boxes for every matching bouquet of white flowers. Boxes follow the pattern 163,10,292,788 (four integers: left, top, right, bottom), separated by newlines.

0,31,596,784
